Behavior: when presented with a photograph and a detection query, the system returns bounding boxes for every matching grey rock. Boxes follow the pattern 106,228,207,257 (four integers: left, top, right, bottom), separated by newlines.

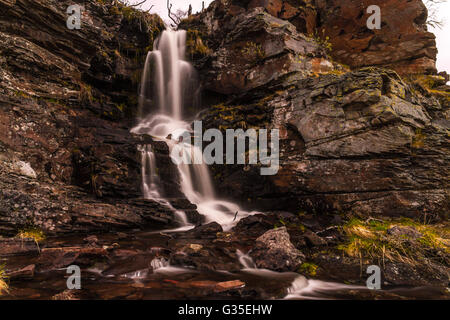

249,227,304,272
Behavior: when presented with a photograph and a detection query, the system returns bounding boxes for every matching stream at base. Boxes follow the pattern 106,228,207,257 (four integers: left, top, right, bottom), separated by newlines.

1,230,447,300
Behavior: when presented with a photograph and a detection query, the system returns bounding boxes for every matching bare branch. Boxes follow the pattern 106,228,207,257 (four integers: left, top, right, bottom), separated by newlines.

129,0,148,7
167,0,188,27
167,0,178,26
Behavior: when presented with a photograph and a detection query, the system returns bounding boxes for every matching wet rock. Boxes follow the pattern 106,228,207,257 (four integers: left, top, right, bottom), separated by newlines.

249,227,305,272
214,280,246,293
233,214,276,238
303,231,327,247
37,247,108,271
187,244,203,252
180,222,223,239
169,241,241,272
169,198,203,225
110,249,144,259
102,253,152,277
116,232,128,240
6,264,35,279
0,238,39,256
187,280,217,289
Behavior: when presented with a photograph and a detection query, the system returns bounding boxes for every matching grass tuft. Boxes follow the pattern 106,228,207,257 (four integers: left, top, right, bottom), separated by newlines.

337,217,449,271
16,228,46,244
0,264,8,296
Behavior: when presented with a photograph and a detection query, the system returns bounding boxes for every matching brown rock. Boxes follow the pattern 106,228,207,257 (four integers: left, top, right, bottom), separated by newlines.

7,264,35,279
37,247,108,271
303,231,327,247
214,280,246,292
0,238,39,256
315,0,437,75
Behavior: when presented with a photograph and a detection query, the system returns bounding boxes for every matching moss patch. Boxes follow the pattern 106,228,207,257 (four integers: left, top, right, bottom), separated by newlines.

299,262,319,276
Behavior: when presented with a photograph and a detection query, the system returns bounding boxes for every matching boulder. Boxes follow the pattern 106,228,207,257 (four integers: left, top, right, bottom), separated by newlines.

179,222,223,239
249,227,304,272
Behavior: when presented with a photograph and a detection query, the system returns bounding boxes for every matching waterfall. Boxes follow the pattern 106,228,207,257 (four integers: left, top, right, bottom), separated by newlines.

132,30,258,231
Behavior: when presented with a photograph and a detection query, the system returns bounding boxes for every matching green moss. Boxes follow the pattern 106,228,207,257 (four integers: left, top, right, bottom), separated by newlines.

299,262,319,276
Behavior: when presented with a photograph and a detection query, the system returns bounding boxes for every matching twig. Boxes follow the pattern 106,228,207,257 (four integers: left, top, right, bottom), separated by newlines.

167,0,178,26
130,0,148,7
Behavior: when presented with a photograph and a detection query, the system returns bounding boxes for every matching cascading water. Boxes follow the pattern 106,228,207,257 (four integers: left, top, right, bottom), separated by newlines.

132,29,258,231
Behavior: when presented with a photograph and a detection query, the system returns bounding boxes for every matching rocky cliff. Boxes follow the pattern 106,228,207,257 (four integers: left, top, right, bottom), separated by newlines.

182,0,449,220
0,0,199,234
0,0,448,297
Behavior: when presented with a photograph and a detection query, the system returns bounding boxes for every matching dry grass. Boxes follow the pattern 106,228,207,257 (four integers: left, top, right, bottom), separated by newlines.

16,228,46,252
338,217,450,271
0,264,8,296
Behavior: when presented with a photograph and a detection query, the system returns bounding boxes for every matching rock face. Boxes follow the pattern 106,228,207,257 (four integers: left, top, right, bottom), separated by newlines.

185,0,449,220
0,0,194,234
249,227,304,272
315,0,437,75
186,0,437,77
180,4,337,97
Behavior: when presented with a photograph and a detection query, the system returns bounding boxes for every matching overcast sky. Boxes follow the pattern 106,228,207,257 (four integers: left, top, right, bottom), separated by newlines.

132,0,449,74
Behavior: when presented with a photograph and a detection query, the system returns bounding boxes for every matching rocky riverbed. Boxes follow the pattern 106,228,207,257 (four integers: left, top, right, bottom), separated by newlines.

1,212,449,299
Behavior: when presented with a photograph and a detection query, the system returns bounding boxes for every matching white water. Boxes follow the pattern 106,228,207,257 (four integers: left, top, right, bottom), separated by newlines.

236,249,257,269
236,250,366,299
132,29,259,231
284,277,366,300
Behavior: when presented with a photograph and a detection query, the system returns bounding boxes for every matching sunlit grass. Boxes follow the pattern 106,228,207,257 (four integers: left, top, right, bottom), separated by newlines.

0,264,8,296
16,228,46,252
337,217,449,270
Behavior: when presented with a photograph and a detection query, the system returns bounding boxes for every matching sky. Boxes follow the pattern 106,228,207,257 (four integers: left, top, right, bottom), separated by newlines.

427,1,450,74
131,0,449,74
